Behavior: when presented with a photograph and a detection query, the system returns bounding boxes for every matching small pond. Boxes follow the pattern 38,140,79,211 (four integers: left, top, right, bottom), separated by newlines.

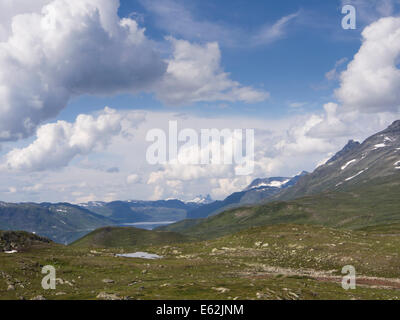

116,252,163,259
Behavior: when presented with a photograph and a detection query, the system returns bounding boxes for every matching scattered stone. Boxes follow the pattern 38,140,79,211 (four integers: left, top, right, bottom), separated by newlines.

256,292,269,299
57,278,74,287
288,292,299,299
102,279,115,284
31,295,46,300
254,241,263,248
55,292,66,296
160,283,170,287
96,292,121,300
65,280,74,287
212,287,230,293
7,284,15,291
142,270,148,275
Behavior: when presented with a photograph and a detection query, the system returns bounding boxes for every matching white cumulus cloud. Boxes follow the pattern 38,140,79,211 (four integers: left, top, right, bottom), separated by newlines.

3,107,125,171
156,38,269,105
0,0,165,141
336,16,400,113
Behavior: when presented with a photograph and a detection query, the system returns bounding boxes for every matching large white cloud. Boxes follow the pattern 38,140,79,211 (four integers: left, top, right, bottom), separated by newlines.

336,16,400,113
0,0,165,141
156,38,269,105
3,107,129,171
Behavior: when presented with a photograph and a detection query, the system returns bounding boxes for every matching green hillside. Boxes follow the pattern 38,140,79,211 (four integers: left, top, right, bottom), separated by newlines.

70,226,190,248
0,230,53,252
160,174,400,239
274,120,400,202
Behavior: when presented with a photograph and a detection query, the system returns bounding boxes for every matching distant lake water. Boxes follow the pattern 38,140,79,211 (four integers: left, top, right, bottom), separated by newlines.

120,221,176,230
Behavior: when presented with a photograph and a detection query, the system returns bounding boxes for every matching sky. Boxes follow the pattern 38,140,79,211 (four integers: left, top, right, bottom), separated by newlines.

0,0,399,203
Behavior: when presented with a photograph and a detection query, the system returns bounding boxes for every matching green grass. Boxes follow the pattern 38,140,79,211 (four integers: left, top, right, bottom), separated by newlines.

70,226,190,248
1,224,400,300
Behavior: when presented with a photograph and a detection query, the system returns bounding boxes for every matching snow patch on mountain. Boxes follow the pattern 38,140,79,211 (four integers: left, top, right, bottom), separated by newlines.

80,201,105,208
253,179,290,189
373,143,386,149
345,168,368,181
341,159,357,170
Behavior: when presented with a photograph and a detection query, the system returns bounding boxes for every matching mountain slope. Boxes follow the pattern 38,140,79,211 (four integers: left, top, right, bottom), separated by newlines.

0,202,115,244
71,226,189,248
274,120,400,202
161,173,400,239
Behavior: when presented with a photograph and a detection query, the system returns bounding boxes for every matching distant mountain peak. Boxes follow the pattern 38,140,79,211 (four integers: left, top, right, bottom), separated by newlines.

185,194,213,204
326,139,360,164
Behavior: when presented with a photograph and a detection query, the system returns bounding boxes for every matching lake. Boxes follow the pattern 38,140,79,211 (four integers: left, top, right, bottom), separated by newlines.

120,221,177,230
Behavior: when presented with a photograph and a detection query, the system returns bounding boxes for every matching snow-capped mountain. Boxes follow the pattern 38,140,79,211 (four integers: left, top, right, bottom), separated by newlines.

186,172,308,219
185,194,213,205
276,120,400,201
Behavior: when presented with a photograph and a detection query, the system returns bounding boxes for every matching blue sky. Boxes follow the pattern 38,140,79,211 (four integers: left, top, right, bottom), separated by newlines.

0,0,399,202
60,0,362,120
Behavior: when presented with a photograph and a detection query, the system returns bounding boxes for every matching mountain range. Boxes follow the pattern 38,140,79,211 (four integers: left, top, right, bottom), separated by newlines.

0,120,399,244
159,120,400,238
0,199,204,244
186,172,308,219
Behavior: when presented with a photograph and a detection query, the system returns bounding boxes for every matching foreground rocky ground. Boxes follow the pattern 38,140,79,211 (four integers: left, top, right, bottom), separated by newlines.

1,224,399,300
